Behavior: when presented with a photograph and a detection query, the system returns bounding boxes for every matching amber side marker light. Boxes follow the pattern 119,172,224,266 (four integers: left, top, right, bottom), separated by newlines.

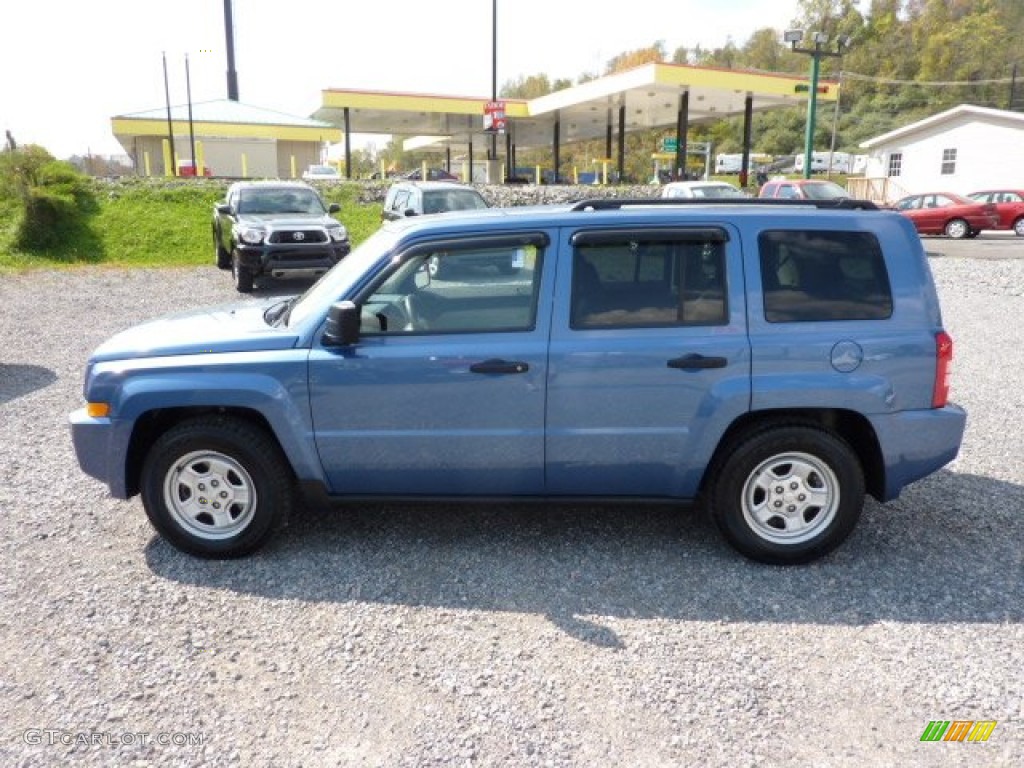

86,403,111,418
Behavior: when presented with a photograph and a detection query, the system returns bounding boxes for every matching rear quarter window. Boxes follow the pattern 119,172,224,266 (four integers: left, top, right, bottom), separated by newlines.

758,230,893,322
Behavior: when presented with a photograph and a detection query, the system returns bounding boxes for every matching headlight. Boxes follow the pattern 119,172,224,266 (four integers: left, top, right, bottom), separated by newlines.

240,228,265,245
328,226,348,243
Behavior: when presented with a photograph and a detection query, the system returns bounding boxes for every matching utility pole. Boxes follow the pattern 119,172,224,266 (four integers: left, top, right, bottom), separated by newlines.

185,54,197,173
490,0,497,163
224,0,239,100
162,51,176,176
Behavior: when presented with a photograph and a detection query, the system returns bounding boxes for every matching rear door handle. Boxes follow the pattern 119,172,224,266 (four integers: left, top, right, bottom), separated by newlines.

469,359,530,374
667,354,728,370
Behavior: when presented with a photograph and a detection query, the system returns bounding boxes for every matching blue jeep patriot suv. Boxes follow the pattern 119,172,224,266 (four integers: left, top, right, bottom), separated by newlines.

70,198,966,564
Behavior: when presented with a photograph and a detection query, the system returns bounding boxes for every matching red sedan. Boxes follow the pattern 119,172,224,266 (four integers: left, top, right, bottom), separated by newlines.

891,192,999,239
967,189,1024,236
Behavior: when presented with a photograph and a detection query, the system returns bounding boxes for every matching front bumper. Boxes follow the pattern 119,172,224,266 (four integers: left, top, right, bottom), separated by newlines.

236,241,351,276
69,408,132,499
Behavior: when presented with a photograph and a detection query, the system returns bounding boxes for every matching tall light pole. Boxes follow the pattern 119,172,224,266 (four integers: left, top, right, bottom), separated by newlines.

785,30,850,179
490,0,497,163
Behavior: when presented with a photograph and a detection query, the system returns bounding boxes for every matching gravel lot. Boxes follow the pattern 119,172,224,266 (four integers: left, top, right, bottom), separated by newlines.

1,240,1021,767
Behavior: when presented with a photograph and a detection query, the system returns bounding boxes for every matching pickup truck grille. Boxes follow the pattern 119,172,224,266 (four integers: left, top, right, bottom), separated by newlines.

267,229,328,244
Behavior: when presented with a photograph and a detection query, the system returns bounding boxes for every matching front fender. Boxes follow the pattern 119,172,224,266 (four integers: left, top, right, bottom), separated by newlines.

83,351,323,497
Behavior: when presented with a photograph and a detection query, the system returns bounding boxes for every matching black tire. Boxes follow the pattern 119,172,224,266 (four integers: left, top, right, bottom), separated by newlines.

1013,217,1024,237
707,425,864,564
140,416,292,558
944,218,969,239
232,253,254,293
214,230,231,270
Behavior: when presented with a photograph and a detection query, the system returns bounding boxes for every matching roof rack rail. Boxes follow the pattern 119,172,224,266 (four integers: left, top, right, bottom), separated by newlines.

569,198,879,212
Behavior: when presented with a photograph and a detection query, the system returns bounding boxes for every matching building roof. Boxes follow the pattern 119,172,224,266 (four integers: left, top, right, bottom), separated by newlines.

859,104,1024,149
111,99,342,146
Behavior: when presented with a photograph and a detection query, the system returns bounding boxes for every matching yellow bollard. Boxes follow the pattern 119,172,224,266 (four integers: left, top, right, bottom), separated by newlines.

535,165,541,185
162,140,173,177
291,156,297,179
420,160,427,181
144,151,151,177
196,141,205,176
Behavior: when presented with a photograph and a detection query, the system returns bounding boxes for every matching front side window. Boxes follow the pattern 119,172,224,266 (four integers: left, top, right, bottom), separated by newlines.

360,239,543,334
941,148,957,175
759,230,893,322
888,152,902,177
570,230,728,329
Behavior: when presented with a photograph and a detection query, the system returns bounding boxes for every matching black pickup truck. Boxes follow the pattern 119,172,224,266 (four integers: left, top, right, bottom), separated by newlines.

212,181,350,292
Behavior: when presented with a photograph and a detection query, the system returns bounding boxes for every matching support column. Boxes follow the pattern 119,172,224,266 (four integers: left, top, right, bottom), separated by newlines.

740,94,753,188
675,91,689,180
617,104,626,183
552,116,561,184
343,107,352,180
605,113,613,163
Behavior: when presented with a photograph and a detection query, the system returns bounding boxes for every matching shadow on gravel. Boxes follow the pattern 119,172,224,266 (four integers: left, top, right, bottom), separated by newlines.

0,364,57,405
145,468,1023,644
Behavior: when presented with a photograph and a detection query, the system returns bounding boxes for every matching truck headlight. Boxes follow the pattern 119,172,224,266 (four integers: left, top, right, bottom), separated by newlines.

328,226,348,243
240,228,265,245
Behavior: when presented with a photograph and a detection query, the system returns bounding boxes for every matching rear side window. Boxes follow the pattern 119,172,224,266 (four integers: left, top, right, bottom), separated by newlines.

570,229,728,328
758,230,893,322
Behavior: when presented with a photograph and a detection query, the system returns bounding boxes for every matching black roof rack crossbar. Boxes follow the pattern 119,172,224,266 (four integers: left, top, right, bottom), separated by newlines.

569,198,879,211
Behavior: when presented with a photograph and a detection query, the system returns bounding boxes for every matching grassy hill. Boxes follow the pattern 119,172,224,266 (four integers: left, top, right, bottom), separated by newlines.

0,178,384,272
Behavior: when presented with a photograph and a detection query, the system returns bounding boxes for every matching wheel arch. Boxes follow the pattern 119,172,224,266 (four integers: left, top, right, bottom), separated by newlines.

700,408,885,501
125,406,293,498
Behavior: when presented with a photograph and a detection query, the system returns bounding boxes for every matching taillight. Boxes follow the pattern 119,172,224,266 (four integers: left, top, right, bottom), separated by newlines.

933,331,953,408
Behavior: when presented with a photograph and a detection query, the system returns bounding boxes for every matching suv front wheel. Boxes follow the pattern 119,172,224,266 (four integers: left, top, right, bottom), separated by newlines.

708,425,864,564
232,252,254,293
140,417,292,557
214,229,231,270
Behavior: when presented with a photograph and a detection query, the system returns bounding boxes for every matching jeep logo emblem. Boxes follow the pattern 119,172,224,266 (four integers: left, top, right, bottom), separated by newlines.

292,232,305,241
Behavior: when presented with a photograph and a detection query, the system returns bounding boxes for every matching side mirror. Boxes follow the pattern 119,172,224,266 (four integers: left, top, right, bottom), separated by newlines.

323,300,360,346
216,203,232,215
328,202,341,214
404,208,418,217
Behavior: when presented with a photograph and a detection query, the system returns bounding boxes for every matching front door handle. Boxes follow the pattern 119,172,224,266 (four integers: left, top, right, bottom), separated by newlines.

667,354,728,370
469,359,530,374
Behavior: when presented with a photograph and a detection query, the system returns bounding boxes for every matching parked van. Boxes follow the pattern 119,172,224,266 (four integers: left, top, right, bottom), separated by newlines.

795,151,854,174
715,153,772,174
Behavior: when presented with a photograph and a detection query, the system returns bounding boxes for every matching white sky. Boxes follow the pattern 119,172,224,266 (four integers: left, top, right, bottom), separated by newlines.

1,0,801,158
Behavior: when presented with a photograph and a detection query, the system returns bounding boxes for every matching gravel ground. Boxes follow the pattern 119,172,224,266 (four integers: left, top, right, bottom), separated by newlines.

0,246,1021,767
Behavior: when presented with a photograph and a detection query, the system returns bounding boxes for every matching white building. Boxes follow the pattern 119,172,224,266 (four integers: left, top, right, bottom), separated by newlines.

857,104,1024,201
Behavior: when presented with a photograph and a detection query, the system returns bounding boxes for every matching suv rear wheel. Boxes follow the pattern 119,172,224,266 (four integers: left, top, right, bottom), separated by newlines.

140,417,292,557
708,425,864,564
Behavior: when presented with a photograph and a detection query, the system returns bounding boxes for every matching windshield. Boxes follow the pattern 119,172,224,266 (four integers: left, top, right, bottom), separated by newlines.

238,187,326,214
802,182,849,200
283,228,401,328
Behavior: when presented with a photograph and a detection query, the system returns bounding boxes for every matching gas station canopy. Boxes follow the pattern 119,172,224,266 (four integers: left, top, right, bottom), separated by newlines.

313,62,837,155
